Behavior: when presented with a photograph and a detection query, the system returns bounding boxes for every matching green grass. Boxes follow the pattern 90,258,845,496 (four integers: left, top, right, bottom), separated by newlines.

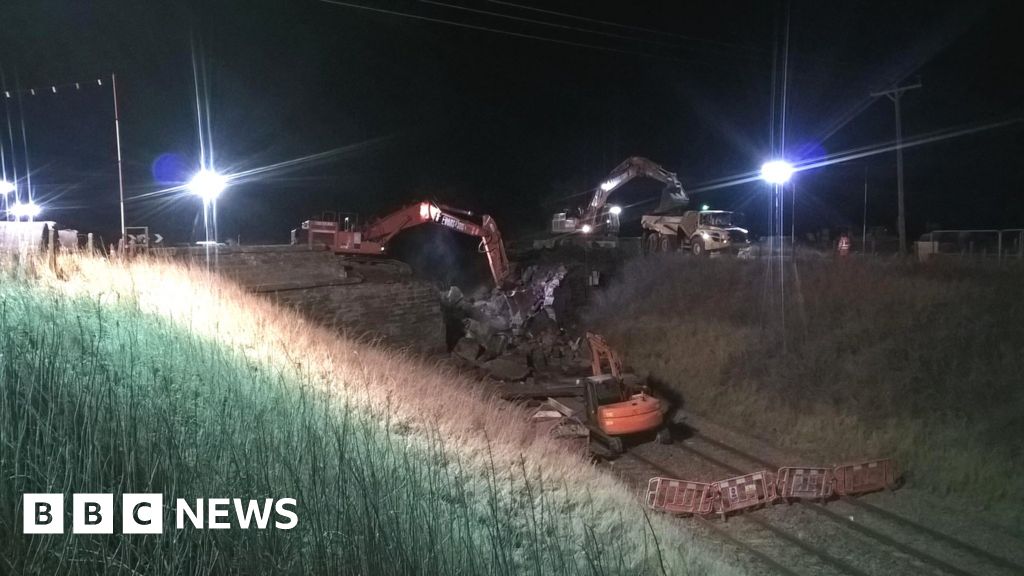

0,260,729,575
587,255,1024,531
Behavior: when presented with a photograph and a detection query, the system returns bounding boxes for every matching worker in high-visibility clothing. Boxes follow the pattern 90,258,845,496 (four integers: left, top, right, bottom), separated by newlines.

837,231,851,256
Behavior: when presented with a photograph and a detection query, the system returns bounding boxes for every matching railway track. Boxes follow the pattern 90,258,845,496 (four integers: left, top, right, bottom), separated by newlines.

614,451,872,576
683,431,1024,575
601,430,1024,576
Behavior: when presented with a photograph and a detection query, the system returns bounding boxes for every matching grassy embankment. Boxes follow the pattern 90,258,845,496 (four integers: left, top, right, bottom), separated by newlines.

0,256,735,575
589,255,1024,530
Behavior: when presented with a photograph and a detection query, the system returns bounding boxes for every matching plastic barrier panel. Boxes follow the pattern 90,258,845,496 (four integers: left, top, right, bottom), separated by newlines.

776,466,834,502
833,458,898,496
646,477,715,516
711,471,776,519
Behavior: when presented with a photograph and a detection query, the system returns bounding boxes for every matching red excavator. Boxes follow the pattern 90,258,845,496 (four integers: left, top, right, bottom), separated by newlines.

299,201,512,288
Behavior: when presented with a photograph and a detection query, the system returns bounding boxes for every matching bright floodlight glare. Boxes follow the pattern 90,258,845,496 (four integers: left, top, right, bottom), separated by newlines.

760,160,794,184
701,204,710,211
10,202,41,219
599,181,615,192
188,169,228,201
580,224,593,234
609,205,622,215
0,180,15,195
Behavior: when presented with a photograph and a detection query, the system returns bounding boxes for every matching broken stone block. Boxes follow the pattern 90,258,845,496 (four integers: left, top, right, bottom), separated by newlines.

440,285,464,307
482,356,531,381
452,337,482,364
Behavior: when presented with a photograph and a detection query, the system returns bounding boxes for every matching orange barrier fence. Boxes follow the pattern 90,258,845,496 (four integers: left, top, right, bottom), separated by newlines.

646,477,715,516
646,458,898,519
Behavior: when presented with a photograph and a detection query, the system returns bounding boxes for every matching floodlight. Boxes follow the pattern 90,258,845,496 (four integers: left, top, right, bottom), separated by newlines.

760,160,794,184
188,169,227,202
10,201,41,219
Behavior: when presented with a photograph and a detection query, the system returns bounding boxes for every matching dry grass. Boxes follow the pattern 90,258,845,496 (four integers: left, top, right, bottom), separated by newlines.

0,254,738,575
588,254,1024,531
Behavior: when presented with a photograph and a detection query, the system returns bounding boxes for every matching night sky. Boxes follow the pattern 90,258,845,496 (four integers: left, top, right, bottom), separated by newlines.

1,0,1022,251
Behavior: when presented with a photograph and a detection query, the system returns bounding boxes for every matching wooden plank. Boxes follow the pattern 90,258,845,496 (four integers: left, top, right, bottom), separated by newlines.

544,397,577,419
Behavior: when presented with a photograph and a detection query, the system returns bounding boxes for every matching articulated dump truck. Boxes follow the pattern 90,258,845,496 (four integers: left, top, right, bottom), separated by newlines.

641,209,751,256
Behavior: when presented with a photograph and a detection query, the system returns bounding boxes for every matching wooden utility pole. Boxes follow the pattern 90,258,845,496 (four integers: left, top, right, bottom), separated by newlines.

871,82,921,255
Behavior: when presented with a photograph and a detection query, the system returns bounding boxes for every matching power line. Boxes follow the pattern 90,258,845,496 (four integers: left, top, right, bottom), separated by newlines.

416,0,691,51
316,0,766,71
482,0,758,53
2,77,107,98
316,0,668,60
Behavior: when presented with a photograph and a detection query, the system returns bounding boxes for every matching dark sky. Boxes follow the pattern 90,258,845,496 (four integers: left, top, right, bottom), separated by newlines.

1,0,1022,248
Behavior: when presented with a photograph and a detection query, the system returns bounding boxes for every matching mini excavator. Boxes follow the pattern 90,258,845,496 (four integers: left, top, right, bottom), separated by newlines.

582,332,671,455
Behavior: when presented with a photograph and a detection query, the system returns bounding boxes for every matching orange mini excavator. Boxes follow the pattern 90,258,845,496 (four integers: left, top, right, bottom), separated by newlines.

583,332,671,455
301,201,512,288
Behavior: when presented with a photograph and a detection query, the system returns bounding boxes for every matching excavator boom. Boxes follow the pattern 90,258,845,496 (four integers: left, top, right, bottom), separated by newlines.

303,201,511,288
582,156,688,226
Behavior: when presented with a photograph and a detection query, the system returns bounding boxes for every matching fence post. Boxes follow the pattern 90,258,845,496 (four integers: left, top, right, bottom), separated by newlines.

48,226,57,271
87,233,94,253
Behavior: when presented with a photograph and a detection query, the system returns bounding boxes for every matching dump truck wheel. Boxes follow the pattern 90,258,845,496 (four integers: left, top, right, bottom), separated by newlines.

691,238,705,256
643,233,659,255
659,235,677,253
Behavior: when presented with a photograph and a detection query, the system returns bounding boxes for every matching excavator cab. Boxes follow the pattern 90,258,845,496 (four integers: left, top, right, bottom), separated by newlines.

583,333,670,454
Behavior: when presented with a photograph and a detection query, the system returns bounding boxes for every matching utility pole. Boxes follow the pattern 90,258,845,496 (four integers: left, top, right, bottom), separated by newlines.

871,81,921,256
862,167,868,254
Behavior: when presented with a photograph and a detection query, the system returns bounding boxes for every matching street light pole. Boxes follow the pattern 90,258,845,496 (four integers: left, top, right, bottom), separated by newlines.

790,180,796,250
871,82,921,256
112,73,127,247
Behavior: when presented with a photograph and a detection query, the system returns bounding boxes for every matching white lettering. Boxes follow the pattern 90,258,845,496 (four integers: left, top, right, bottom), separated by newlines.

274,498,298,529
207,498,230,529
176,498,203,529
233,499,273,529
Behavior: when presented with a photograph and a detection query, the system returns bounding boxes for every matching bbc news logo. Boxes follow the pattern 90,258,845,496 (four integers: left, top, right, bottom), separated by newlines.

23,494,298,534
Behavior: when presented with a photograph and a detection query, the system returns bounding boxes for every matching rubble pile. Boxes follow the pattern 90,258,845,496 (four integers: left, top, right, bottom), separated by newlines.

442,263,593,381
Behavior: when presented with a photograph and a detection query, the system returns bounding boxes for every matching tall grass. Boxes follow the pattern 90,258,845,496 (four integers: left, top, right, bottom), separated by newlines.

0,256,732,575
588,255,1024,531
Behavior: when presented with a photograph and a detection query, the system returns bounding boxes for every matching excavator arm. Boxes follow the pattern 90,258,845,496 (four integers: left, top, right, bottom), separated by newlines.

343,201,511,288
582,156,688,226
425,205,511,288
586,332,623,381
